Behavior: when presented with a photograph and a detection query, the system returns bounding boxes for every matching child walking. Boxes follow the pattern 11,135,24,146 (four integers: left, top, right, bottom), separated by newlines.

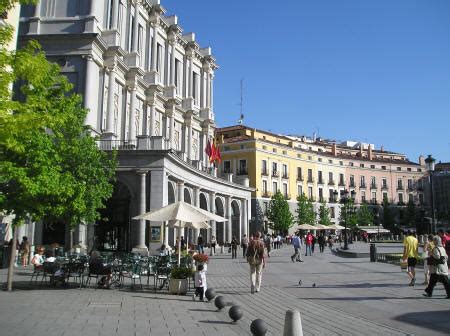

193,264,206,301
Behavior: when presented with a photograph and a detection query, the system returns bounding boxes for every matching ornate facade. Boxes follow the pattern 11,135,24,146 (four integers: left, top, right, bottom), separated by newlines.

16,0,252,253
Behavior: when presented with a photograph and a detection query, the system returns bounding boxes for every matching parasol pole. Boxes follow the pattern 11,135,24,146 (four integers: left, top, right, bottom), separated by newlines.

178,221,182,266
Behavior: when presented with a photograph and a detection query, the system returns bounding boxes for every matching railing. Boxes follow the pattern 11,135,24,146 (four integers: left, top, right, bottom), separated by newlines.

370,199,378,205
381,185,388,190
397,185,404,190
328,197,337,203
272,171,279,177
338,181,345,186
317,179,324,185
282,173,289,179
397,201,405,206
376,252,424,267
96,137,171,151
262,191,273,198
349,182,355,188
284,194,291,200
261,170,268,176
328,180,335,186
237,169,248,176
307,177,314,183
370,184,377,190
96,139,137,150
296,175,304,181
360,183,366,189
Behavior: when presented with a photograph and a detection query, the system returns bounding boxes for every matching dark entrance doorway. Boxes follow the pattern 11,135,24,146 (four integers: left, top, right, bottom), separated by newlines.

95,181,132,251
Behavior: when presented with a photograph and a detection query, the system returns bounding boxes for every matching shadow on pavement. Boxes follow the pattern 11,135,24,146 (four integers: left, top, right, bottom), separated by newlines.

189,308,216,312
301,296,424,301
198,320,234,325
394,310,450,334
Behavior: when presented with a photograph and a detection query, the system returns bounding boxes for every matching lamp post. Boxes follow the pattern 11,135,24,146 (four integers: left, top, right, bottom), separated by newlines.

425,154,436,234
339,189,356,250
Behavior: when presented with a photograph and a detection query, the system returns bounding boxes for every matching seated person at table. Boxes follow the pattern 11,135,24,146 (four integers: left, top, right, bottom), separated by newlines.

159,244,169,256
31,247,46,269
89,251,112,289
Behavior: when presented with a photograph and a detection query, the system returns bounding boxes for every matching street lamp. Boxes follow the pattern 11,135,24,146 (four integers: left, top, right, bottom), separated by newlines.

340,189,356,250
425,154,436,234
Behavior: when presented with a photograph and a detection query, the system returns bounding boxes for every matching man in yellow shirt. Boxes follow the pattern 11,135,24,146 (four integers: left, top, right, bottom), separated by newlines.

403,231,419,286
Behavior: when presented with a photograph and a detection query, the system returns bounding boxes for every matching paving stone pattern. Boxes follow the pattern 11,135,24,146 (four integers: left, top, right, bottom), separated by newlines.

1,243,449,335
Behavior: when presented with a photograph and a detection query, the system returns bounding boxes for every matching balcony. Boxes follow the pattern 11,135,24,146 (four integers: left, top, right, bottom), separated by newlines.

262,191,273,198
309,197,316,202
282,173,289,179
370,199,378,205
381,185,389,190
328,180,335,186
417,185,424,191
349,182,356,188
397,201,405,206
96,136,171,151
407,185,414,191
319,197,325,203
296,175,304,181
223,169,232,174
261,169,268,176
307,177,315,183
317,178,324,185
237,169,248,176
328,197,337,203
272,171,279,178
370,184,377,190
338,181,346,187
284,194,291,200
397,185,404,191
359,183,367,189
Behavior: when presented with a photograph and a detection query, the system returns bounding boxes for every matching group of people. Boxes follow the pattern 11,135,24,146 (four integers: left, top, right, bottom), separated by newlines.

403,229,450,298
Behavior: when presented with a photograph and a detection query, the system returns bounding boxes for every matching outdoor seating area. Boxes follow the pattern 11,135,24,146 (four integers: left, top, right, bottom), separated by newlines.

27,252,195,293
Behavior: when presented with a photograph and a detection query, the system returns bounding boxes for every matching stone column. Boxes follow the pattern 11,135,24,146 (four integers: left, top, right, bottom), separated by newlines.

111,0,119,30
210,73,214,109
105,66,116,134
84,56,97,128
240,199,247,242
209,192,216,242
148,103,155,136
176,181,184,245
150,169,168,247
128,86,137,141
131,1,139,52
133,170,147,251
206,70,210,108
188,54,193,97
34,1,41,17
167,109,174,148
150,24,158,70
193,187,200,242
225,196,232,243
170,42,176,86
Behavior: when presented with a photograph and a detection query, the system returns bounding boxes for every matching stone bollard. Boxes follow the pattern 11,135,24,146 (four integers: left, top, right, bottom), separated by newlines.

220,245,224,254
283,309,303,336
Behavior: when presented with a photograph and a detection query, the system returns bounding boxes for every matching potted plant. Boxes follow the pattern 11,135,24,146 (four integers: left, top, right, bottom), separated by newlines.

193,253,209,265
168,266,192,295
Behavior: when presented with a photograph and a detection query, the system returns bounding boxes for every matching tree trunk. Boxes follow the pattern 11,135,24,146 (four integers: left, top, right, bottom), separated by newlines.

7,227,17,292
69,228,74,253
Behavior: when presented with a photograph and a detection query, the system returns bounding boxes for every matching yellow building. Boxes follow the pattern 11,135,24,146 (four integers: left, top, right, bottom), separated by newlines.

216,125,426,233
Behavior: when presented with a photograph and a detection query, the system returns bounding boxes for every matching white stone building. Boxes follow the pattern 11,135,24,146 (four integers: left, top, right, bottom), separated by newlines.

16,0,252,253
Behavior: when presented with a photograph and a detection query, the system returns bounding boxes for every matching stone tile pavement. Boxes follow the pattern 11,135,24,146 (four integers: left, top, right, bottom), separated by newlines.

1,244,449,335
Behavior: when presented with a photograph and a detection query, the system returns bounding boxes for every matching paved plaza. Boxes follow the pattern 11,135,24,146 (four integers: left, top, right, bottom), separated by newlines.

1,244,449,336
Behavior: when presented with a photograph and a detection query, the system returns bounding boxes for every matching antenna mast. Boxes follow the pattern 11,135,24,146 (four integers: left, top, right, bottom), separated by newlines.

238,79,244,125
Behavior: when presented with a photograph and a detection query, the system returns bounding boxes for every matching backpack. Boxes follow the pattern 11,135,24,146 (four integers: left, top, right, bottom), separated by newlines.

247,242,261,265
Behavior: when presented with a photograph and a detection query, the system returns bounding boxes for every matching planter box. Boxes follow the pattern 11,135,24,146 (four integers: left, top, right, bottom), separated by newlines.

168,278,188,295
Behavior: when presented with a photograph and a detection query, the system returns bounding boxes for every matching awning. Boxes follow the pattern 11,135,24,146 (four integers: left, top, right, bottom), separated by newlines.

360,228,390,234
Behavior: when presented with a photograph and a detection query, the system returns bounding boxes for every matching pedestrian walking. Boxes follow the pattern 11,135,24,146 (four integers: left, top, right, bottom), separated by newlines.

264,233,271,257
402,230,419,286
210,235,216,255
231,235,238,259
318,234,325,253
422,234,434,285
241,234,248,258
290,232,303,262
197,235,204,254
193,264,207,301
19,236,30,267
246,231,265,293
423,236,450,298
305,232,313,256
311,234,316,253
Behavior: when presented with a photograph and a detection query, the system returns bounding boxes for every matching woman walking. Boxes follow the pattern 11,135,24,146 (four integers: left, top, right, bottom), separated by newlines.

246,232,265,293
231,236,238,259
423,236,450,298
422,234,434,285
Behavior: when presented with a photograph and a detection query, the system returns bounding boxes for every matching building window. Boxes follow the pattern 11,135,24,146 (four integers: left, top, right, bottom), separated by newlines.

308,156,312,160
273,181,278,193
328,159,333,164
330,207,335,219
137,24,143,54
318,188,323,202
361,191,366,203
407,167,412,172
371,191,377,203
308,186,313,200
156,43,162,72
318,158,322,162
272,162,278,176
128,15,135,52
283,183,288,198
370,165,375,169
419,193,424,204
298,185,303,196
349,162,354,167
339,173,345,186
107,0,114,29
264,202,268,215
223,160,231,174
397,167,401,171
174,59,181,91
382,192,388,201
282,164,288,178
360,163,365,168
407,179,413,190
382,177,387,189
350,175,355,187
360,176,366,188
371,176,376,188
398,193,404,204
262,160,268,175
307,169,313,182
381,166,386,170
283,150,287,155
262,145,267,150
262,180,268,194
192,72,199,104
297,154,302,158
318,171,323,184
238,160,247,175
417,168,422,172
408,193,413,203
397,179,403,189
328,189,334,202
297,167,303,180
273,148,277,153
339,161,344,166
328,172,334,184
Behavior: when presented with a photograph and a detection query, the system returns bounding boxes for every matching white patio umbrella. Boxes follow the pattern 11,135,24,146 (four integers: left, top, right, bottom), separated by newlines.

133,201,227,265
314,224,330,230
298,224,317,230
328,224,346,230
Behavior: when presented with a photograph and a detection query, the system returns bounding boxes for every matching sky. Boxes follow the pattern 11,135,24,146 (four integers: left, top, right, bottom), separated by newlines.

163,0,450,163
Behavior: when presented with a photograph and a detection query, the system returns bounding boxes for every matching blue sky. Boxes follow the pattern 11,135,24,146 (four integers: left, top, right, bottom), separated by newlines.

163,0,450,163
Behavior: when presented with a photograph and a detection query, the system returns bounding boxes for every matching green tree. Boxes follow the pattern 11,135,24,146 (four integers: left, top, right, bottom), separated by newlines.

357,203,374,226
267,191,294,234
339,198,357,228
296,193,316,225
318,201,331,226
382,196,395,230
404,200,417,228
0,1,116,290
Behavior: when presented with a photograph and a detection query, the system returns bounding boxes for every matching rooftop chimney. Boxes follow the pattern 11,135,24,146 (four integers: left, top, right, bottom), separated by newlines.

380,145,384,152
332,143,337,156
368,145,373,160
419,155,425,166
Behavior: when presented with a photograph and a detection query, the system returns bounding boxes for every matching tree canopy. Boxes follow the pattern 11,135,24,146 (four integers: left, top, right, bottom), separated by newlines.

356,203,374,226
267,191,294,234
296,193,316,226
318,201,331,226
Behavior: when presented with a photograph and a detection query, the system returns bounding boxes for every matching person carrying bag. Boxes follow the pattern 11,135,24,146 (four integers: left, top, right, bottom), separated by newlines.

423,236,450,298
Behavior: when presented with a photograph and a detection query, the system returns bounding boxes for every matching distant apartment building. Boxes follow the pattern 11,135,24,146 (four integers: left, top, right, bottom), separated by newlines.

216,125,427,233
432,163,450,227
